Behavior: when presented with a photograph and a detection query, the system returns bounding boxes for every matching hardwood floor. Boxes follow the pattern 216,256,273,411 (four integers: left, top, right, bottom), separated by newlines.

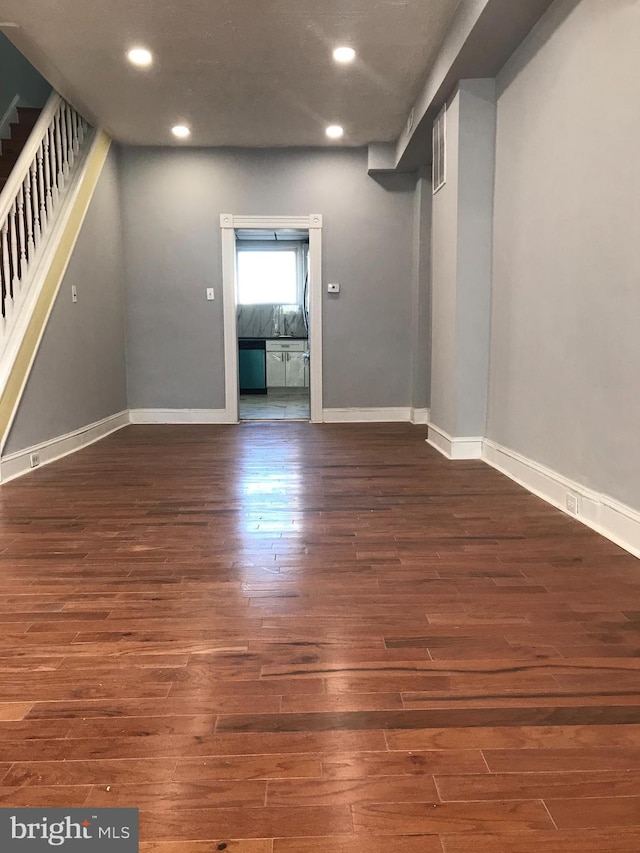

0,422,639,851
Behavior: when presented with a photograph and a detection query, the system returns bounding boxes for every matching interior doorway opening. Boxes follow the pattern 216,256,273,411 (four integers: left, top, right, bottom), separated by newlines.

236,229,310,421
220,213,323,424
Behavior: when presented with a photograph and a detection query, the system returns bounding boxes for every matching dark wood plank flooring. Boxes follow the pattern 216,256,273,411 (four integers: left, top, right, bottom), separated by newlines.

0,422,639,851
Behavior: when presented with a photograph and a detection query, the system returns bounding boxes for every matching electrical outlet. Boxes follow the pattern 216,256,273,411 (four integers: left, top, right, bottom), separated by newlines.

566,492,580,515
29,452,40,468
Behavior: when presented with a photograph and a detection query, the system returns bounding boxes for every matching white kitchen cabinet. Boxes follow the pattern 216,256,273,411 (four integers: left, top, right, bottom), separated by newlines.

286,352,307,387
266,340,309,388
266,352,287,387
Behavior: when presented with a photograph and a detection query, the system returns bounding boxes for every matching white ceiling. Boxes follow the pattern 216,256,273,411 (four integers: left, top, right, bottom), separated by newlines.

1,0,461,148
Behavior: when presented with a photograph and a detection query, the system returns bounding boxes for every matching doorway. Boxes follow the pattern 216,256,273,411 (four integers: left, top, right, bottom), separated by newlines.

220,214,323,423
236,229,310,420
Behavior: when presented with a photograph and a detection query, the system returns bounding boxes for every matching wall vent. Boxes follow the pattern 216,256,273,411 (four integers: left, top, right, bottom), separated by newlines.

432,104,447,194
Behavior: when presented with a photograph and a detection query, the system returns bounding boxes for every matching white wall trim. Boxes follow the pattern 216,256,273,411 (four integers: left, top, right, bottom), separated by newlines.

411,407,430,425
308,218,324,424
129,409,235,425
0,410,128,484
483,439,640,560
427,421,483,459
220,223,239,424
220,213,324,424
323,407,414,423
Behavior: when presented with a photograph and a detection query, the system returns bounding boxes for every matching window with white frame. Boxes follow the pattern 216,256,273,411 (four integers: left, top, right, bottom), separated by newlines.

236,243,305,305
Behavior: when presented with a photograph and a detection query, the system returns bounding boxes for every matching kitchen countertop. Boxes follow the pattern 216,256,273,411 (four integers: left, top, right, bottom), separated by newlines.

239,336,308,341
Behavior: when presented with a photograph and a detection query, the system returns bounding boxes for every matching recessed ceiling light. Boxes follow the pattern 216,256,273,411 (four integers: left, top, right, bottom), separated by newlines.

333,46,356,64
326,125,344,140
172,125,191,139
127,47,153,67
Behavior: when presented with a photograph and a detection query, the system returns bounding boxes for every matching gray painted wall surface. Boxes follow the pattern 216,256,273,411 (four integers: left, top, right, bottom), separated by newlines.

455,80,495,436
119,147,416,410
430,91,460,435
4,149,128,454
411,172,432,410
488,0,640,509
430,80,495,437
0,33,51,124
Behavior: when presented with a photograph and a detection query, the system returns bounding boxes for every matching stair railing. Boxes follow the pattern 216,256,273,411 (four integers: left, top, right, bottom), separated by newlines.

0,92,92,335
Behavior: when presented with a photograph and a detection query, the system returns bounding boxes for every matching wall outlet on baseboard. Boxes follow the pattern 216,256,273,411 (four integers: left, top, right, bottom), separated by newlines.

566,492,580,515
29,452,40,468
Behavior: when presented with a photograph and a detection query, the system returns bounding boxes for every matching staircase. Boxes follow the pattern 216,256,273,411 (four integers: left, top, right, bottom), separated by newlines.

0,93,104,454
0,95,92,322
0,107,42,196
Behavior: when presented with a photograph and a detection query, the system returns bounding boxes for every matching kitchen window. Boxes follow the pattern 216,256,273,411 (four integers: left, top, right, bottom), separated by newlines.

237,245,302,305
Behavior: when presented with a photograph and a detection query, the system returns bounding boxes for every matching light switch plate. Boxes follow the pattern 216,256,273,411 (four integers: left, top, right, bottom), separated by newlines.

206,288,215,300
328,283,340,293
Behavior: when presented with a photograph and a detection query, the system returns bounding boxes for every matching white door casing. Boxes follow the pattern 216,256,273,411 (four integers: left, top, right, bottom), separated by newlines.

220,214,323,423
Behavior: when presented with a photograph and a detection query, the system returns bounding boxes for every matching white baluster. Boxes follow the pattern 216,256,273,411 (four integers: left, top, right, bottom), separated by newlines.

71,110,80,154
9,202,18,297
60,105,70,179
1,221,9,318
42,135,52,220
69,108,78,159
23,176,34,261
48,125,58,204
31,159,41,247
55,109,64,190
64,105,74,170
16,188,27,280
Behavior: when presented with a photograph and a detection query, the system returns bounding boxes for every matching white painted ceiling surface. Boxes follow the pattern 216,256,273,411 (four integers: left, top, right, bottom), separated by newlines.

1,0,461,147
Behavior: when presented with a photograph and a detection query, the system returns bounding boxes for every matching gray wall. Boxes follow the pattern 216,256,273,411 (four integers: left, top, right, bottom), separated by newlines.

430,80,496,437
487,0,640,509
4,148,128,454
430,92,461,435
0,33,51,125
118,147,417,410
455,80,495,435
411,170,432,410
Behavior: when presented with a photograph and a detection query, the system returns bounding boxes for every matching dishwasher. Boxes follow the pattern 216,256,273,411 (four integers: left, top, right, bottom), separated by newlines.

238,339,267,394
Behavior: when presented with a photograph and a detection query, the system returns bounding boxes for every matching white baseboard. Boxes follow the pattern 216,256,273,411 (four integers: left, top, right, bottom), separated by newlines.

129,408,235,425
427,422,483,460
323,407,414,423
0,410,129,483
483,439,640,560
411,407,430,425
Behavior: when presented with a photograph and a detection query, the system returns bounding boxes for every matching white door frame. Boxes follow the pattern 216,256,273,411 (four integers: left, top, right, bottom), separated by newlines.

220,213,323,423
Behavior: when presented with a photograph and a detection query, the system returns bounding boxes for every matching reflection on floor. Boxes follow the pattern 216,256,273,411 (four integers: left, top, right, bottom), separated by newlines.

240,387,310,420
